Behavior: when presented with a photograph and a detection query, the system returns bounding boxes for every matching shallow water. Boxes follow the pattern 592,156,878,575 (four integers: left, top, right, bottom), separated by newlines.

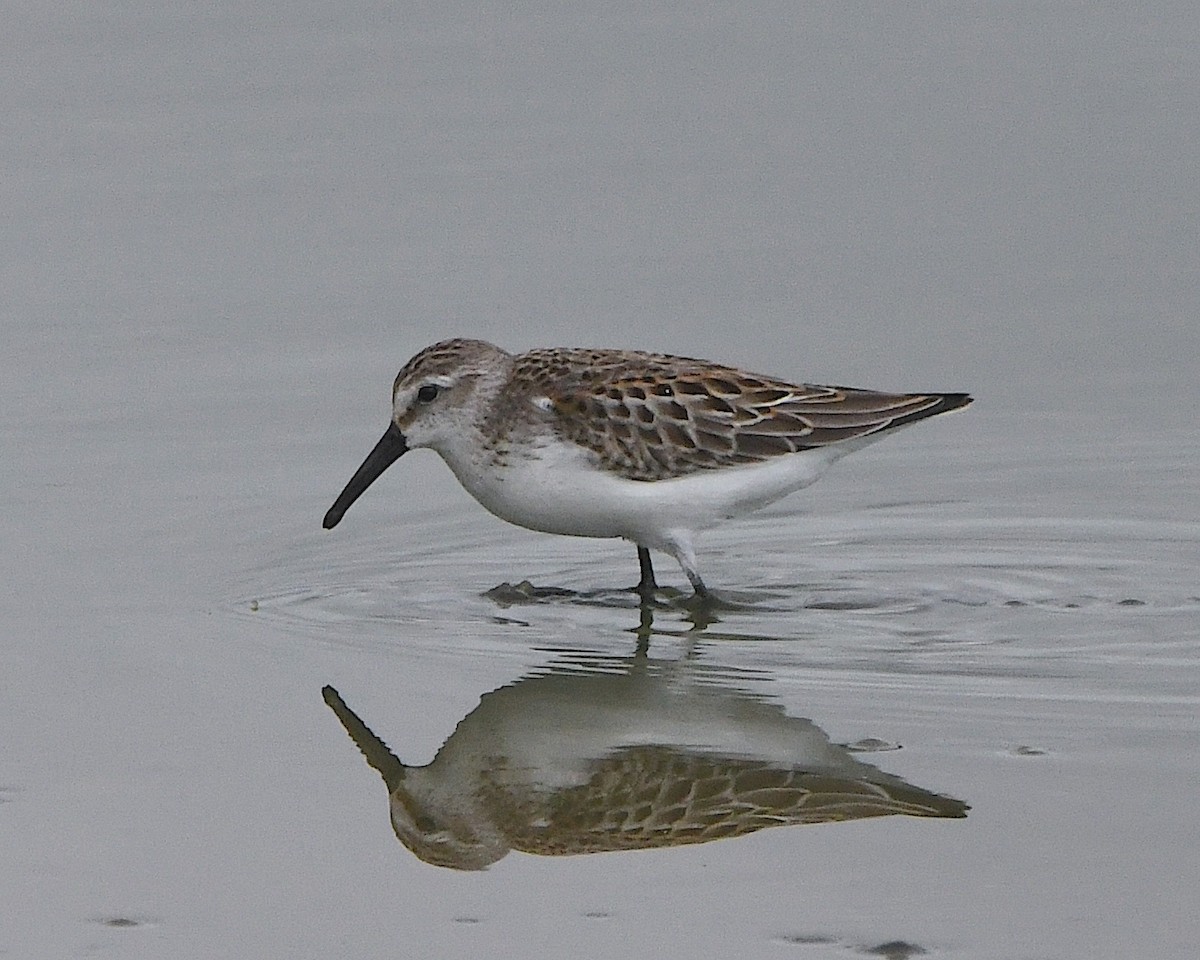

239,468,1198,960
4,3,1199,959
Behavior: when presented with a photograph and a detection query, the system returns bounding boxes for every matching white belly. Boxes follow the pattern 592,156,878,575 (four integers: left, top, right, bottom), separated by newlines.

439,439,860,550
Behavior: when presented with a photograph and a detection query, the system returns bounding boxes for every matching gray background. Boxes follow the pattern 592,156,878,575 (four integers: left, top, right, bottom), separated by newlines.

3,3,1197,958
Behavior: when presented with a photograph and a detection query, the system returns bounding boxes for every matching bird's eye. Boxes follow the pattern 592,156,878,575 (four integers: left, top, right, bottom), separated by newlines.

416,384,440,404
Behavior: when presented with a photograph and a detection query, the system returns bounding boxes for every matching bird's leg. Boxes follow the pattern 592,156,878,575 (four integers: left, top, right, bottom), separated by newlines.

632,604,654,654
636,546,658,600
685,569,711,600
665,532,711,601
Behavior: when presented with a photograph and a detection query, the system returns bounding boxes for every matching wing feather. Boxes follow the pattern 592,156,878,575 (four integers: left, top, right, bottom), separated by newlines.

495,747,968,856
510,348,971,481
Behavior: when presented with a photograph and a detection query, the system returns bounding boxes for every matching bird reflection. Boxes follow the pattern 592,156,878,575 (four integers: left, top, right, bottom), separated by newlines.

323,654,967,870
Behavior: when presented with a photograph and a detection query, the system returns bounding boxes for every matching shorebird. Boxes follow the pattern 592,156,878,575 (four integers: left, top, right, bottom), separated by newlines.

323,661,967,870
323,339,971,596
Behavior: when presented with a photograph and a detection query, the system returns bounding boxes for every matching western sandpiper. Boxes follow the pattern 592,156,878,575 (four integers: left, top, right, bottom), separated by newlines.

323,339,971,596
322,670,966,870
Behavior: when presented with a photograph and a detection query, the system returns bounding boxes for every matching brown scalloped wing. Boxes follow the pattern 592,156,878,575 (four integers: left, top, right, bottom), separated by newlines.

489,748,967,856
515,349,970,481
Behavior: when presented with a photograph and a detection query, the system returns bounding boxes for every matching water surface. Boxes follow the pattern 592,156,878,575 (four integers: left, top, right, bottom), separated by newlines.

3,3,1198,959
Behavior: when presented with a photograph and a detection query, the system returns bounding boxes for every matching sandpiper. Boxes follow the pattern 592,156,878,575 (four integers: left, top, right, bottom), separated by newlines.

322,671,967,870
323,339,971,596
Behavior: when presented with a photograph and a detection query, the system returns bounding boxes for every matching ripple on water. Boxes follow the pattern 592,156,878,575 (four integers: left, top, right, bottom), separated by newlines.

230,506,1199,687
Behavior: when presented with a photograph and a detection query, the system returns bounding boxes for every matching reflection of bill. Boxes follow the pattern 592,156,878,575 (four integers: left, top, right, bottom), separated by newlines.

323,658,967,871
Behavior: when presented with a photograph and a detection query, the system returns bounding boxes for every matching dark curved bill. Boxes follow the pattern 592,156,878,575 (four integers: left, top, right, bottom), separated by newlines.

322,686,407,789
322,422,408,529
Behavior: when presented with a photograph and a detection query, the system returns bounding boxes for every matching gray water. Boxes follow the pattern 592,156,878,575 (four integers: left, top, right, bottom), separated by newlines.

3,3,1198,958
